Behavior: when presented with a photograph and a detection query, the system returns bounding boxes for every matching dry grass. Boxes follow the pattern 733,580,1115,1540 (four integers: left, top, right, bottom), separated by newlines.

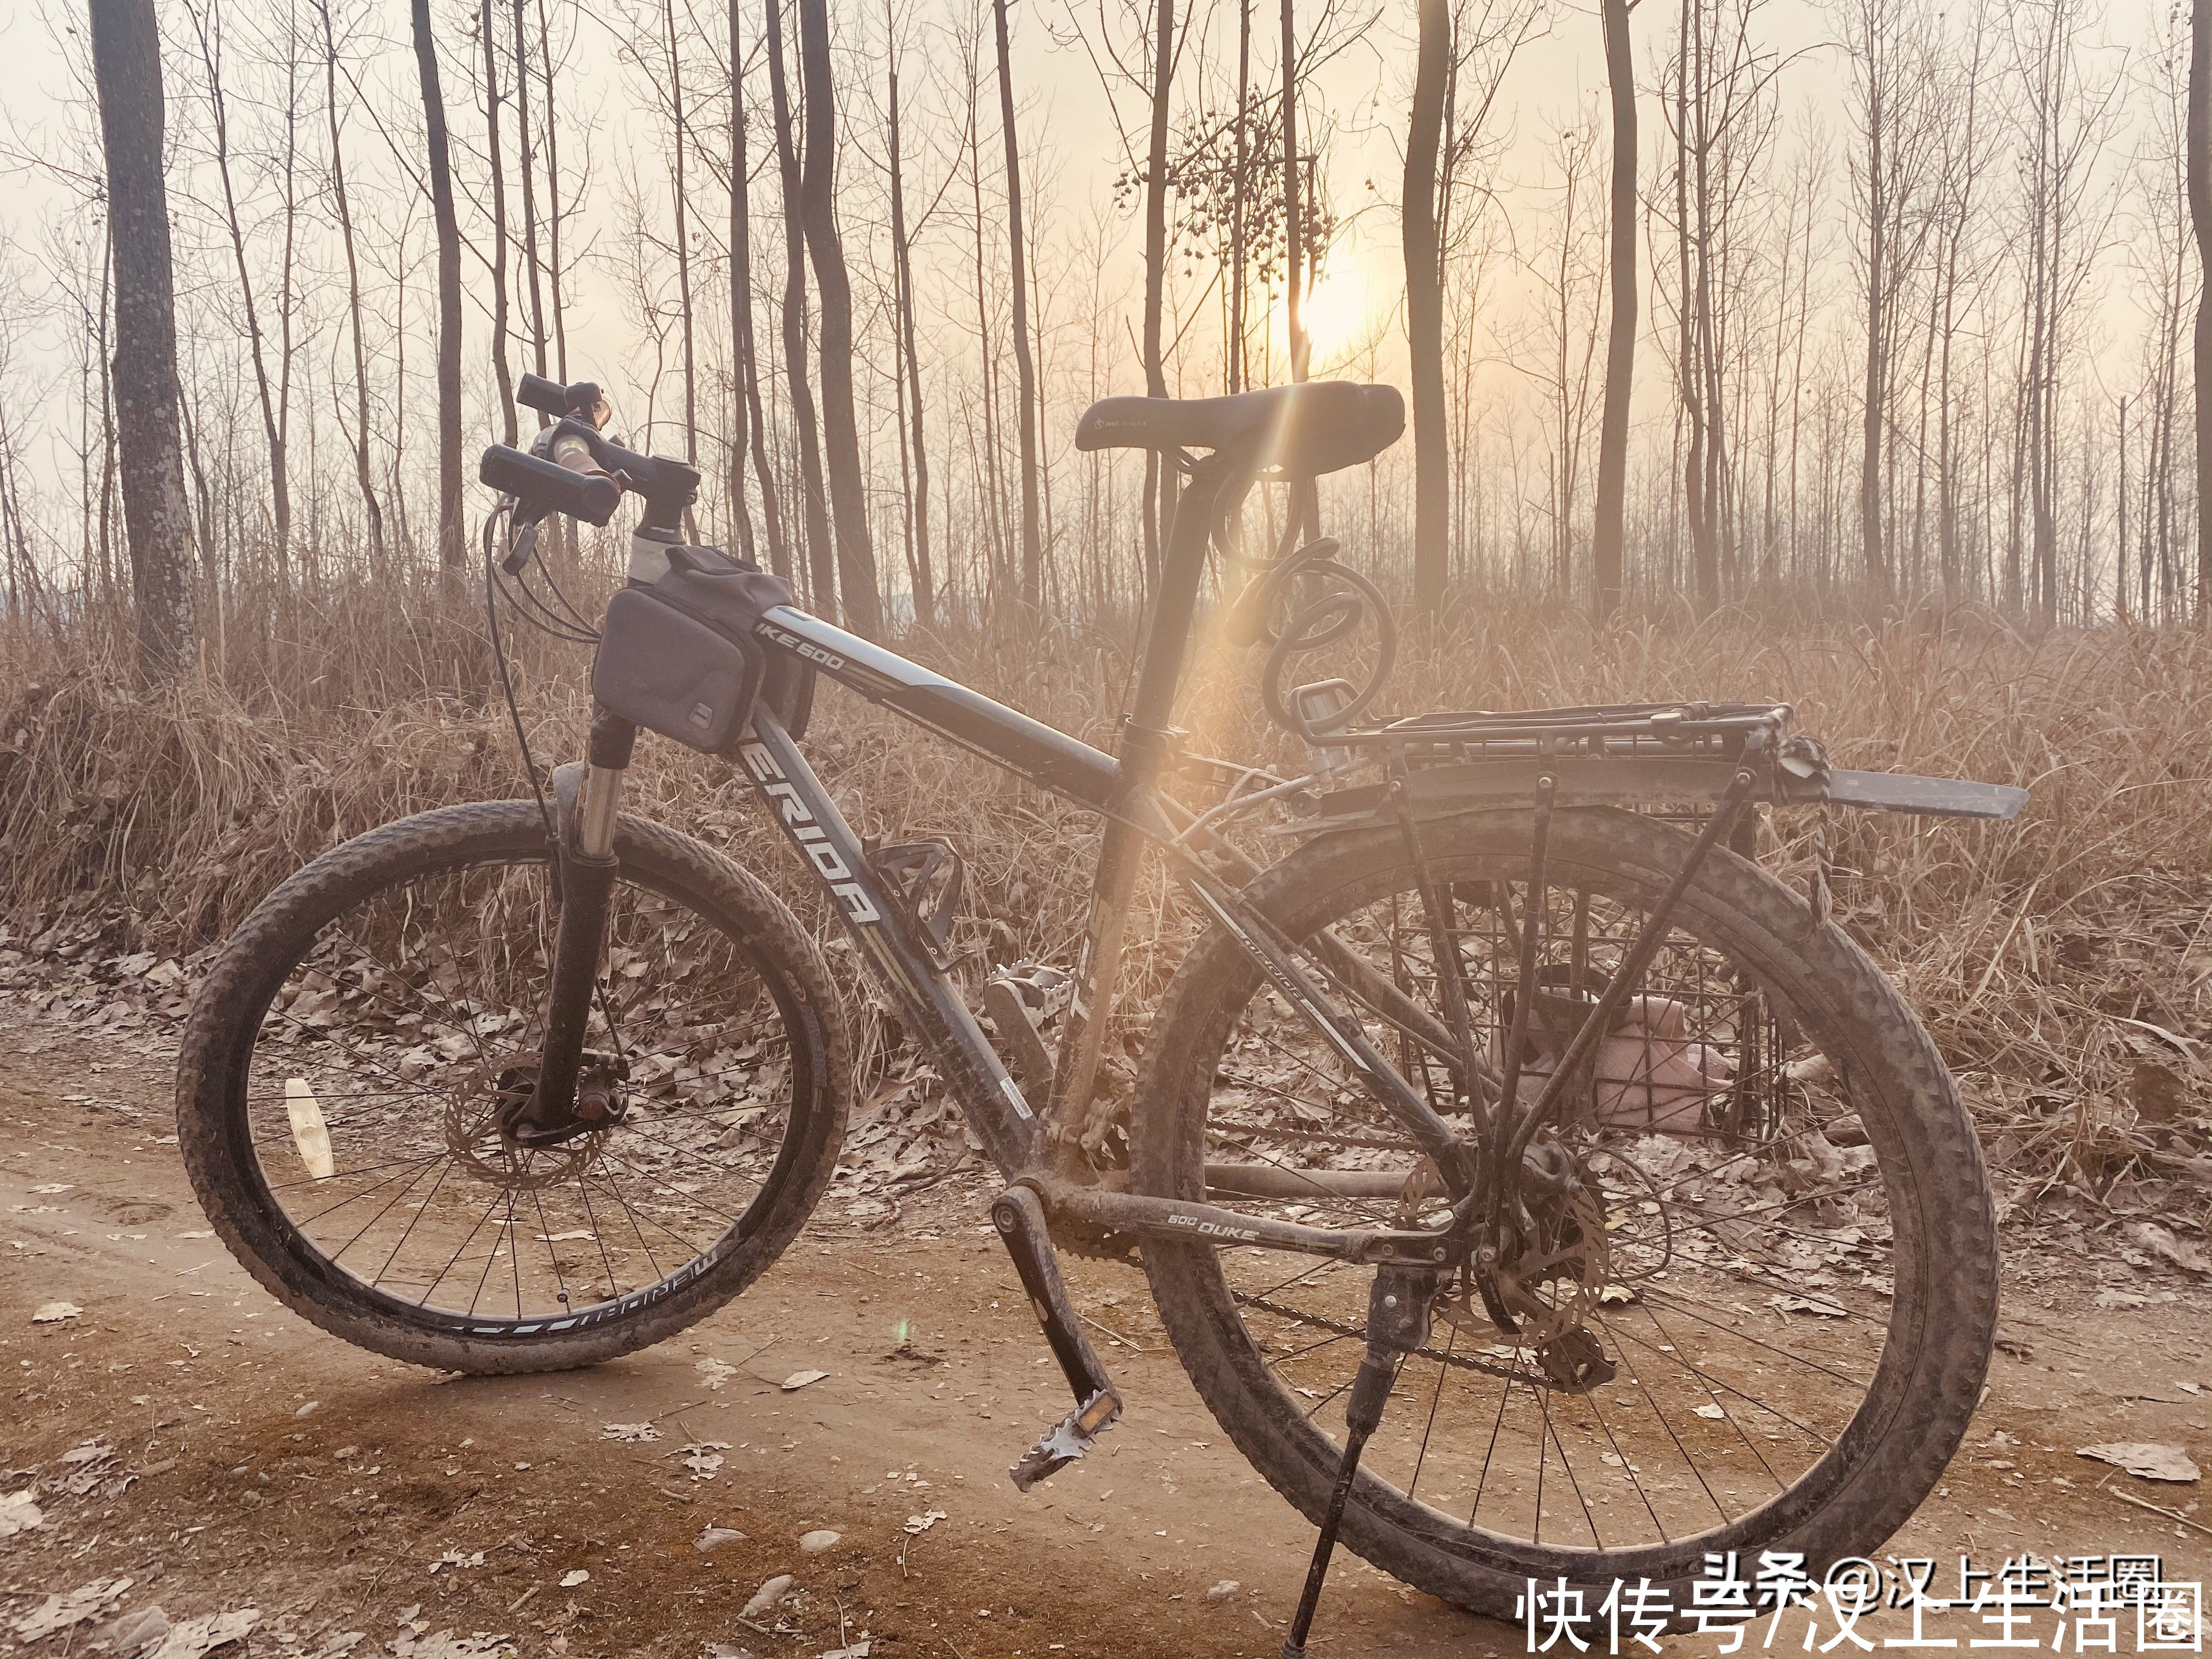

3,588,2208,1194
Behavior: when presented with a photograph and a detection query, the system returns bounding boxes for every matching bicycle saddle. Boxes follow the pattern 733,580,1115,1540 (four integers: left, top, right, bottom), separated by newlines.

1073,381,1404,477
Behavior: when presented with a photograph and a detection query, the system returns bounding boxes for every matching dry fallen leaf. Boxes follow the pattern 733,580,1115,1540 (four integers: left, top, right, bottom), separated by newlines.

145,1603,263,1658
31,1301,82,1324
2076,1442,2201,1483
1693,1403,1727,1420
600,1422,660,1443
2124,1222,2212,1277
1770,1294,1848,1318
782,1368,830,1392
0,1491,42,1539
14,1577,132,1641
742,1574,797,1620
558,1569,589,1588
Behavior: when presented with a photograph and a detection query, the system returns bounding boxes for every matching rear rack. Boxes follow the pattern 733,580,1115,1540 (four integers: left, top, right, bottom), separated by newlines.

1282,698,2026,831
1350,699,1795,764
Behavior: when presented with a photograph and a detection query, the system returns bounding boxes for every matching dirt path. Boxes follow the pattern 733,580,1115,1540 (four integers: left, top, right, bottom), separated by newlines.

1,1011,2206,1658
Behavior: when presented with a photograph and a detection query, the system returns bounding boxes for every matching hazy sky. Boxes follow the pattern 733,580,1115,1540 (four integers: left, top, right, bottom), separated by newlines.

0,0,2169,483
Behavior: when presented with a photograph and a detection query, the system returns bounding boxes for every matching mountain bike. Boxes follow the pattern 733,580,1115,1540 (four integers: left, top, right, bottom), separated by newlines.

177,370,2025,1642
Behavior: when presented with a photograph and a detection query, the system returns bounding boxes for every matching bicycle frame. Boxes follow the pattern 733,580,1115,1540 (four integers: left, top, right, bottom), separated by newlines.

712,454,1459,1268
529,439,1780,1284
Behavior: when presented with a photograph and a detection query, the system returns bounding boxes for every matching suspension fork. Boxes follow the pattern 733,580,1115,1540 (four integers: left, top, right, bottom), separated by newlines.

521,708,636,1132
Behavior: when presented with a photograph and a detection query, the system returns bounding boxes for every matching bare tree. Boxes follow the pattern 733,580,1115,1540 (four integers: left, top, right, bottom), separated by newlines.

797,0,885,637
412,0,466,582
1142,0,1175,576
1402,0,1449,613
479,0,517,445
313,0,386,576
662,0,699,488
763,0,836,614
2189,0,2211,618
884,3,935,622
1839,0,1939,598
185,0,293,578
1591,0,1634,617
511,0,548,386
994,0,1043,609
729,0,787,575
89,0,199,680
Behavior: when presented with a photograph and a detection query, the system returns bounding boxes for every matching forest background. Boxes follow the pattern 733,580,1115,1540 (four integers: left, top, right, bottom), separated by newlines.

0,0,2208,1195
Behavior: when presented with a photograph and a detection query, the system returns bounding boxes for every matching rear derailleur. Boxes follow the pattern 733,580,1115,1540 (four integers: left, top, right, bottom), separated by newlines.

1404,1139,1620,1392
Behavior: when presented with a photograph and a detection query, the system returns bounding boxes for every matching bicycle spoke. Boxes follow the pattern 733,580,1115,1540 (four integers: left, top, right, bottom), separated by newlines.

238,843,819,1333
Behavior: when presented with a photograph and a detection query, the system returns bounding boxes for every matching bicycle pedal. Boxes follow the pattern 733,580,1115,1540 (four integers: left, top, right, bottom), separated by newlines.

981,978,1053,1085
1010,1388,1121,1492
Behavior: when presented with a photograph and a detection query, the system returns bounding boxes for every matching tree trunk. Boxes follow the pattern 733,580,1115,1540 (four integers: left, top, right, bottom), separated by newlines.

886,35,935,624
1592,0,1635,620
90,0,198,682
188,0,290,582
480,0,516,447
665,0,698,495
413,0,466,582
994,0,1043,611
729,0,780,572
511,0,548,385
1402,0,1448,614
537,0,568,381
1281,0,1316,538
2191,0,2212,620
763,0,836,615
1229,0,1251,393
795,0,884,638
314,0,387,577
1141,0,1175,579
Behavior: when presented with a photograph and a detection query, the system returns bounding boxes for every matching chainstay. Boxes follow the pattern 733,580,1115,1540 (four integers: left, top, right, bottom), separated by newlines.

1233,1290,1532,1385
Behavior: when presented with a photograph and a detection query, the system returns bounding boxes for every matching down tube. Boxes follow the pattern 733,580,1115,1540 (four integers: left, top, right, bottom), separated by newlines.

734,712,1041,1180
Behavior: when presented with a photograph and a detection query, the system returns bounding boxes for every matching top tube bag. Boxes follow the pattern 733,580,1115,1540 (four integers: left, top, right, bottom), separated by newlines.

590,544,815,754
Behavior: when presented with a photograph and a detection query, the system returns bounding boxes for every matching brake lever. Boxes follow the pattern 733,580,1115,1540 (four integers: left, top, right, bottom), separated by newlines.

500,512,541,576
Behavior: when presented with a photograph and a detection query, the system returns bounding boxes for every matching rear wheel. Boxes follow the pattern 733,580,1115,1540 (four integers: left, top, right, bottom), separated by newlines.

177,800,848,1373
1131,807,1995,1614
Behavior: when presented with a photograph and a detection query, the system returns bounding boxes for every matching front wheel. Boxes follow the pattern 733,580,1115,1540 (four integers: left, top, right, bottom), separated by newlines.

178,800,850,1374
1131,807,1995,1615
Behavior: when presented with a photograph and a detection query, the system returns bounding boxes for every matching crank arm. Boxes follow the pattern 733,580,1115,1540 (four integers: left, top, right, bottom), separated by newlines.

992,1184,1122,1491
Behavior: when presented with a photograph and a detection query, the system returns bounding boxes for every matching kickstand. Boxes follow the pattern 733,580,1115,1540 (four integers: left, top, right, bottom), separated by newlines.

1280,1268,1431,1659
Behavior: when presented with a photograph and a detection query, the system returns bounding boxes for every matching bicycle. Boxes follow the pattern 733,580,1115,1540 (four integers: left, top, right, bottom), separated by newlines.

177,370,2026,1645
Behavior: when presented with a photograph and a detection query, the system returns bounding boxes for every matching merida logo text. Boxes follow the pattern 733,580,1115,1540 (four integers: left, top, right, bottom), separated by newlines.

738,742,881,924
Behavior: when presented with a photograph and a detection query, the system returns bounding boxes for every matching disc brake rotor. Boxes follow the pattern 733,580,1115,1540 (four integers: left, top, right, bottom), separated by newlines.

443,1059,607,1192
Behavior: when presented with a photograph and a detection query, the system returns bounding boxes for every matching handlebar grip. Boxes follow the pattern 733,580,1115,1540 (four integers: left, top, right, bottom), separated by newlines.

518,373,606,422
478,444,621,527
517,373,569,416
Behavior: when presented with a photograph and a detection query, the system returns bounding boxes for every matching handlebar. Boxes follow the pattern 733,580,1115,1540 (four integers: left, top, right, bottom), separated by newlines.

481,374,706,575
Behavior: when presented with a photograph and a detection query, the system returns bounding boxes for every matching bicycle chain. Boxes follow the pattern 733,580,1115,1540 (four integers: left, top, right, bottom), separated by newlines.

1212,1120,1420,1152
1234,1290,1535,1386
